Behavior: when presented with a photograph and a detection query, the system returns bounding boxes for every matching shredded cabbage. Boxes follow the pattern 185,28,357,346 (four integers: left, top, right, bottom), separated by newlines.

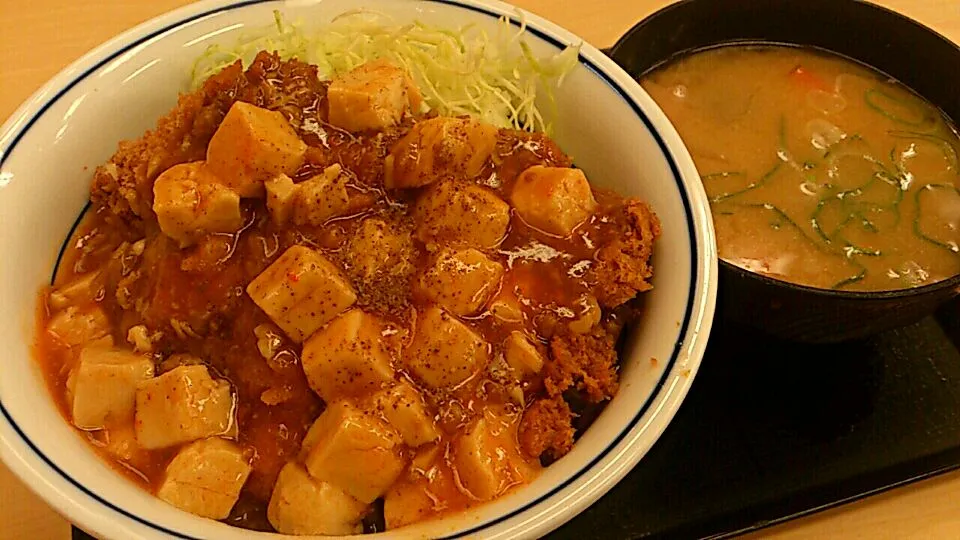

190,10,580,133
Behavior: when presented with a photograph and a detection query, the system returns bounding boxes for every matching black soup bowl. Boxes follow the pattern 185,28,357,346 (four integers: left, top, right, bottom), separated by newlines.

609,0,960,343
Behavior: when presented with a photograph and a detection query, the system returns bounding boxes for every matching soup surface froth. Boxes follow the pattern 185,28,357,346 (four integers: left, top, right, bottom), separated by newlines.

643,45,960,291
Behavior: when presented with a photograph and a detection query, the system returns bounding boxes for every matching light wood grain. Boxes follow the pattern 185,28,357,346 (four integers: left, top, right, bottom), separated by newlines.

0,463,71,540
1,0,959,538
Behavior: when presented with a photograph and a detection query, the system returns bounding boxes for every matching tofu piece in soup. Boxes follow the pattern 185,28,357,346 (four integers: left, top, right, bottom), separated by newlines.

503,331,545,377
370,382,440,447
384,480,436,529
415,248,504,316
327,59,422,133
206,101,307,198
383,445,445,528
156,438,251,520
100,424,145,463
301,309,396,402
385,117,497,188
414,180,510,249
345,217,415,282
454,415,526,501
70,346,154,430
263,173,297,227
47,271,103,311
246,245,357,343
267,462,367,536
487,290,525,325
152,162,243,247
510,165,597,236
46,305,111,348
264,165,359,227
300,401,406,504
292,164,354,226
134,365,234,449
404,306,490,389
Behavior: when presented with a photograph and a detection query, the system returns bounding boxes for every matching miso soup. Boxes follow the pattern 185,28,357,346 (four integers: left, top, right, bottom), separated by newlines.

642,45,960,291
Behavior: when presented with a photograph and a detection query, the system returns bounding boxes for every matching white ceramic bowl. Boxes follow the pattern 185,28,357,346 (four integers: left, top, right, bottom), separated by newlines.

0,0,717,538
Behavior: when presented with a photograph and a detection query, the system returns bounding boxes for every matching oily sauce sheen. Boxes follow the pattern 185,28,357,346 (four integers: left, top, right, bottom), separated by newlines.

643,45,960,291
34,52,659,532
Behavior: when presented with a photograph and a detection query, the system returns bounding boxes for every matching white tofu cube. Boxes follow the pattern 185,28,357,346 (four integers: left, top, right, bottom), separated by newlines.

503,331,544,377
101,424,147,463
246,245,357,343
453,416,524,501
327,59,421,133
292,164,352,227
510,166,598,236
301,309,395,402
48,271,103,311
370,383,439,447
71,346,154,430
415,248,504,316
345,217,414,281
409,442,443,474
567,294,601,334
385,117,498,188
300,401,406,504
206,101,307,198
487,290,525,324
404,306,489,389
156,438,251,520
384,444,446,528
134,365,235,449
266,166,366,228
47,305,112,348
384,480,436,530
264,173,297,227
152,161,243,247
267,462,367,536
414,180,510,250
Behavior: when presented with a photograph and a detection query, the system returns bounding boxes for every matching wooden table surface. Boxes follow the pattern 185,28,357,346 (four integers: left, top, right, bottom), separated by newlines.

2,0,959,538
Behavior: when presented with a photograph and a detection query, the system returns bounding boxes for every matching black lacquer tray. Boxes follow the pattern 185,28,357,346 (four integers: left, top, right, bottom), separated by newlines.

545,297,960,539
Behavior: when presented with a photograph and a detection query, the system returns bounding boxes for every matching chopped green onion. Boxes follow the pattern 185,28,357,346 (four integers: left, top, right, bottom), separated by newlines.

889,130,960,174
705,162,782,203
913,184,960,255
832,266,867,289
864,88,934,128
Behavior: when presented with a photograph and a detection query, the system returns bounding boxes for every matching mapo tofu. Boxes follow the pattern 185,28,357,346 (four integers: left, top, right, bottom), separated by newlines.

35,52,660,533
